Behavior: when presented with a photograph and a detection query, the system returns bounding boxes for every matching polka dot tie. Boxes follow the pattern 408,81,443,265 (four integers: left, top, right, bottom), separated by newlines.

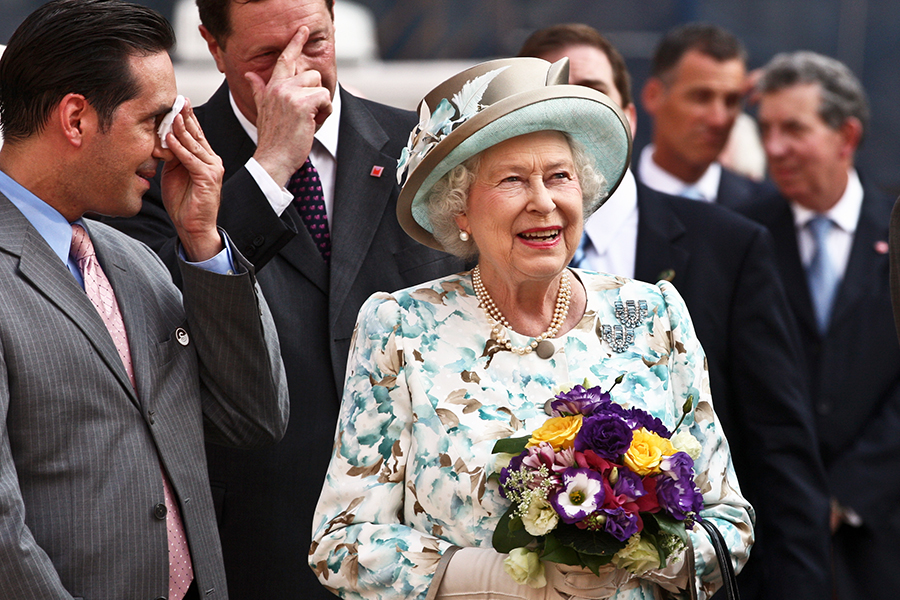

70,224,194,599
288,158,331,261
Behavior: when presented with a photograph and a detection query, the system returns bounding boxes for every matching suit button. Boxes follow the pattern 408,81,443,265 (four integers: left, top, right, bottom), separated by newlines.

244,246,256,258
148,410,155,425
154,503,167,520
154,596,167,600
253,235,265,247
817,403,831,416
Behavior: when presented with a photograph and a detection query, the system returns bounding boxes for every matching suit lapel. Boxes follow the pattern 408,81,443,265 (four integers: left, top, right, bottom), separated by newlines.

0,198,140,406
830,189,890,330
634,184,690,285
201,81,330,293
329,90,397,318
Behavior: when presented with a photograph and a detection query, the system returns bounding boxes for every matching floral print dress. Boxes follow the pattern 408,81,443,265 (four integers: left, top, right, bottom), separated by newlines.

310,270,754,600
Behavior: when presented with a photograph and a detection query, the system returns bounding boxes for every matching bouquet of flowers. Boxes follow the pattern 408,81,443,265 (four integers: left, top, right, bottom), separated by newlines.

492,380,704,587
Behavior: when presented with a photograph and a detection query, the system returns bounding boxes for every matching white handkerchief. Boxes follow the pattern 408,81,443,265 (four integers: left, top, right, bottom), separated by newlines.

157,94,185,149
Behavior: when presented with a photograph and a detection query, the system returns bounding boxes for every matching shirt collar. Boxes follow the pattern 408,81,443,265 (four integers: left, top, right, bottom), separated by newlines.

0,169,76,265
638,144,721,202
229,82,342,161
583,169,637,253
791,169,863,234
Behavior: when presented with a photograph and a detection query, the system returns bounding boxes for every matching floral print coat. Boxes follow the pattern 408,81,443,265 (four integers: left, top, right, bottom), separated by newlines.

310,270,754,600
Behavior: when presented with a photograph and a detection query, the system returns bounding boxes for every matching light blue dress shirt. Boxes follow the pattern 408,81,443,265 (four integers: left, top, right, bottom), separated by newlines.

0,169,235,287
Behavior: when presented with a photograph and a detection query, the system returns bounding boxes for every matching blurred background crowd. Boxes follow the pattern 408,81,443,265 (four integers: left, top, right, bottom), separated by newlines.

3,0,899,197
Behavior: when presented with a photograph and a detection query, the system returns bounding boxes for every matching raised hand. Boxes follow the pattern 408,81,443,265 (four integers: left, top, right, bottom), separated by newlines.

158,97,226,262
248,25,333,188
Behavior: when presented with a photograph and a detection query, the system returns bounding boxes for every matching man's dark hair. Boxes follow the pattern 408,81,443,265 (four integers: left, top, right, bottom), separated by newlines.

518,23,632,109
0,0,175,143
197,0,335,46
651,23,746,81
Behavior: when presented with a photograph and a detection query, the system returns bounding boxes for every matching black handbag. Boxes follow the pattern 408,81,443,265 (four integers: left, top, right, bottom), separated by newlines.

687,519,740,600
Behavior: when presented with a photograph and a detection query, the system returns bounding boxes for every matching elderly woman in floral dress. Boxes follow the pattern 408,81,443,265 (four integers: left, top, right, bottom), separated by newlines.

309,58,753,600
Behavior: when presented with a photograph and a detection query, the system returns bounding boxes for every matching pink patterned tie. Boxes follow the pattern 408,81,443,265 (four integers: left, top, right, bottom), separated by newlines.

70,224,194,600
288,158,331,260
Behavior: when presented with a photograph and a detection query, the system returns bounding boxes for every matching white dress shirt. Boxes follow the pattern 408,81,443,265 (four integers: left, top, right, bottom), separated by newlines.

791,169,863,280
580,169,639,278
229,85,342,225
638,145,722,203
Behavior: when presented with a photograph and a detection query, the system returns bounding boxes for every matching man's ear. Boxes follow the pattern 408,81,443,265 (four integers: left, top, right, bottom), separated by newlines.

57,93,94,148
641,77,664,117
838,116,863,159
200,24,227,74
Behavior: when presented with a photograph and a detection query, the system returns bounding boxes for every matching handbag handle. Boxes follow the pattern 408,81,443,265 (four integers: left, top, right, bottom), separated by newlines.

686,519,741,600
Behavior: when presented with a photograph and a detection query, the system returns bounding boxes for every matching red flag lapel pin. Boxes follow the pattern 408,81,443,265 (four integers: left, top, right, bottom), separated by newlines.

370,165,384,178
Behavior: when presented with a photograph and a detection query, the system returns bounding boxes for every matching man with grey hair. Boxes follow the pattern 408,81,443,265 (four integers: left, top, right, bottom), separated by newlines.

736,50,900,599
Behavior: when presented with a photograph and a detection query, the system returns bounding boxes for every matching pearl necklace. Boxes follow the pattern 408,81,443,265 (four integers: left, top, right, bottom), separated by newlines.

471,265,572,355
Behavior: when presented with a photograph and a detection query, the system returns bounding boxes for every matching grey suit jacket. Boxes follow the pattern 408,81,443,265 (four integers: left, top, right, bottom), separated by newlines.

0,193,289,599
105,83,466,599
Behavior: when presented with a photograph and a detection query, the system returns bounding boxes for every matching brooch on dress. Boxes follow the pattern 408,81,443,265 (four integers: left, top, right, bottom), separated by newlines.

600,300,648,353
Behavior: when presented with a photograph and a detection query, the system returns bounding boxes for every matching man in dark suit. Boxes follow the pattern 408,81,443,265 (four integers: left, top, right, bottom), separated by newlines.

0,1,288,597
736,50,900,600
105,0,466,597
637,23,763,207
519,24,831,600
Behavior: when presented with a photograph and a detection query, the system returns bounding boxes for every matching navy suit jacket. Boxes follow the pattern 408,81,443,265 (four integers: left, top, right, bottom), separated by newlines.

715,167,765,209
633,183,832,600
735,183,900,599
106,82,466,599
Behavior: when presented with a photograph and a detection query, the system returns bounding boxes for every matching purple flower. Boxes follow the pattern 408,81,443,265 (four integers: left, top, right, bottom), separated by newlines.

656,455,704,521
612,468,646,501
550,385,611,417
574,413,633,459
625,407,671,439
601,507,640,541
550,468,605,524
660,452,695,481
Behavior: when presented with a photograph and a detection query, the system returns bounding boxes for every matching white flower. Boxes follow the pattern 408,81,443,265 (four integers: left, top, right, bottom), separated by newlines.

503,548,546,588
611,534,659,575
670,430,702,460
492,452,515,474
521,495,559,536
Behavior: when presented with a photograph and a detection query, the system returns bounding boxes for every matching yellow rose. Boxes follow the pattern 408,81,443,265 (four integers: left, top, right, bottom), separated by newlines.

622,428,676,475
527,415,583,451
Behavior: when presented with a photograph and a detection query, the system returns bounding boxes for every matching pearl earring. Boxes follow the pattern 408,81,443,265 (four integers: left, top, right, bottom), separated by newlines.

459,230,470,242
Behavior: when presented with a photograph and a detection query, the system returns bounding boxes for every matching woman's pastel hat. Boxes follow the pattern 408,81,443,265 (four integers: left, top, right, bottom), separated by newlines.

396,56,632,251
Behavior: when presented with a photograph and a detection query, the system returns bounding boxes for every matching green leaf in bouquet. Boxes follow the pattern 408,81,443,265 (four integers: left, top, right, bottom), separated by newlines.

492,505,535,553
643,513,692,568
646,512,691,545
553,523,627,557
578,551,616,577
492,436,530,455
540,532,582,566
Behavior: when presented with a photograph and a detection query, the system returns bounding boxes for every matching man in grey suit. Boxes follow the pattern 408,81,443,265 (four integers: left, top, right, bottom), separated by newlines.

105,0,466,597
0,1,288,598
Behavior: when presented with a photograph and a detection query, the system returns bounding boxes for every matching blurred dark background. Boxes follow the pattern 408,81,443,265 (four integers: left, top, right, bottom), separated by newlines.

3,0,897,196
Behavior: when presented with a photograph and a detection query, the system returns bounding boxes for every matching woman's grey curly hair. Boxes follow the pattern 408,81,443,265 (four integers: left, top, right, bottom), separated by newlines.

426,133,606,259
